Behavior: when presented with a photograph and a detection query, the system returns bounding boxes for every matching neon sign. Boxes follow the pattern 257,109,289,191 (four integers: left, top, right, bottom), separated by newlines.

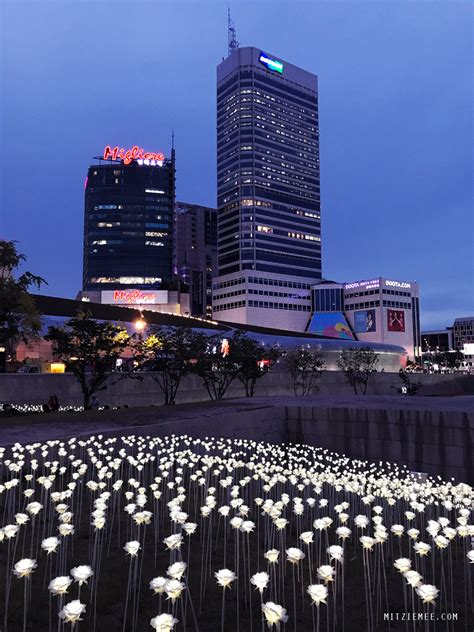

259,53,284,74
103,146,165,166
113,290,156,304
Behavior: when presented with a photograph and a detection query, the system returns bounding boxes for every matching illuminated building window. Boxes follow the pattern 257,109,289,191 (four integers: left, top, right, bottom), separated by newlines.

257,225,273,234
145,241,164,247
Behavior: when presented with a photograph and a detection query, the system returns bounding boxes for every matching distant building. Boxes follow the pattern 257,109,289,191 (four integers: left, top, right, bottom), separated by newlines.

83,145,175,293
421,328,453,353
81,145,190,314
174,202,217,318
452,317,474,351
310,277,421,360
213,47,321,332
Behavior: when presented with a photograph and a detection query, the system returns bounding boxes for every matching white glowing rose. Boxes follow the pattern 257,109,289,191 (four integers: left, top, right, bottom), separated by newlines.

250,571,269,593
286,547,305,564
167,562,186,580
414,542,431,557
163,534,182,550
390,524,404,537
150,613,178,631
261,602,288,627
15,513,29,525
183,522,198,536
434,535,449,549
316,565,335,583
360,536,375,550
327,545,344,562
407,528,420,540
416,584,439,604
41,536,60,554
70,565,93,585
404,570,423,588
49,576,73,595
165,579,185,602
13,558,37,578
300,531,314,544
3,524,19,539
240,520,255,533
264,549,280,564
307,584,328,606
150,576,168,594
336,526,351,539
215,569,236,588
394,558,411,573
466,550,474,564
59,600,86,624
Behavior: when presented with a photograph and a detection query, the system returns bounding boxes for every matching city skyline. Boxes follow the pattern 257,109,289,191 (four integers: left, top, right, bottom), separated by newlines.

1,1,472,329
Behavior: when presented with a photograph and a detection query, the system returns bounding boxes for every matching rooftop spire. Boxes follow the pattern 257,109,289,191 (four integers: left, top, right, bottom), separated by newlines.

227,5,239,57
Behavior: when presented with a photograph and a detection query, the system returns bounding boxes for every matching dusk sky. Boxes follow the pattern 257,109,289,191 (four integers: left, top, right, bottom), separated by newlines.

1,0,472,329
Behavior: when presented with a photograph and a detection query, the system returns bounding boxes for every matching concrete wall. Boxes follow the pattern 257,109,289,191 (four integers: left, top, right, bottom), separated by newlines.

1,371,473,407
284,403,473,483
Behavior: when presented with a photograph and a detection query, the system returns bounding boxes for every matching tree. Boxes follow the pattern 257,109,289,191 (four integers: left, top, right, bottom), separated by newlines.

232,332,281,397
337,347,379,395
398,369,423,396
285,345,326,396
194,331,241,400
46,310,130,408
131,326,205,405
0,240,45,368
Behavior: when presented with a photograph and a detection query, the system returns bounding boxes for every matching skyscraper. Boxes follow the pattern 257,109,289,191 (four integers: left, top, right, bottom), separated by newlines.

213,47,321,331
83,145,175,292
174,202,217,318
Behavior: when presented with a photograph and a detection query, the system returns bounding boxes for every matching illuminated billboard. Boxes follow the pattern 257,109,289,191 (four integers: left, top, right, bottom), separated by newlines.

103,145,165,166
387,309,405,332
259,53,284,74
307,312,354,339
101,290,169,305
354,309,376,333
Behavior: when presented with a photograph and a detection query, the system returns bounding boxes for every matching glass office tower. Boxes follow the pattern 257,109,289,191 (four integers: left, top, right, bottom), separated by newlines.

83,150,175,292
213,47,321,331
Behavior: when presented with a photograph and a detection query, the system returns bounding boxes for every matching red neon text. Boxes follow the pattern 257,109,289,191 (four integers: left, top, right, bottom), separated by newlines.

103,146,165,165
113,290,156,304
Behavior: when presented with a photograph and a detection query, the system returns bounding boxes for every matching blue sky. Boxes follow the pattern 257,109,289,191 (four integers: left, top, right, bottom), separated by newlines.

0,0,472,329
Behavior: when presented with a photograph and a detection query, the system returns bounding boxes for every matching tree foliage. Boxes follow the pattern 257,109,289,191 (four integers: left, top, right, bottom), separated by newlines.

398,368,423,396
194,331,241,400
46,309,130,408
0,240,45,359
337,347,379,395
285,345,326,396
131,326,205,405
232,331,281,397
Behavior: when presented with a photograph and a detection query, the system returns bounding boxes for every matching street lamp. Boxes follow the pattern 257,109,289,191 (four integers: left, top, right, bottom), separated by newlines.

134,315,147,341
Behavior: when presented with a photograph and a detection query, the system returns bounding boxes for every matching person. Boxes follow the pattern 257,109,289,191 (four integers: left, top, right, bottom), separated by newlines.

90,393,99,410
47,395,55,411
51,395,59,411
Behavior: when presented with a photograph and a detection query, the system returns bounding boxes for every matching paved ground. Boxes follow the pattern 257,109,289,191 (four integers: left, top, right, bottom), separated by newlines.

1,394,473,447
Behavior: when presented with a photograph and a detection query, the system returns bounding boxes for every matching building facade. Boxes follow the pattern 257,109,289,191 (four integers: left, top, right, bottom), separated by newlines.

421,328,453,353
452,317,474,351
310,277,421,360
213,47,321,331
83,145,175,293
174,202,217,318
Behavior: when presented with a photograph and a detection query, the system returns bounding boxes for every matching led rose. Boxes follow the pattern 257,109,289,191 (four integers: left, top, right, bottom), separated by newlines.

165,579,185,602
466,550,474,564
150,576,168,594
416,584,439,604
300,531,314,544
41,536,60,554
70,565,93,585
307,584,328,606
15,513,29,525
49,576,73,596
434,535,449,549
251,571,270,594
274,518,288,530
13,558,37,578
286,547,305,564
59,600,86,624
240,520,255,533
394,558,411,573
183,522,198,536
264,549,280,564
124,540,141,556
404,570,423,588
336,526,351,539
230,517,243,530
3,524,19,539
360,536,375,550
59,524,75,537
150,613,178,631
316,565,335,583
414,542,431,557
391,524,404,537
261,602,288,627
354,515,369,529
327,545,344,562
26,501,43,515
167,562,186,580
215,569,237,589
407,528,420,540
163,534,182,550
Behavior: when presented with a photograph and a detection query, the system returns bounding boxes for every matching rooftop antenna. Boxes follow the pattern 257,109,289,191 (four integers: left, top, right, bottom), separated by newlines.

228,5,239,57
